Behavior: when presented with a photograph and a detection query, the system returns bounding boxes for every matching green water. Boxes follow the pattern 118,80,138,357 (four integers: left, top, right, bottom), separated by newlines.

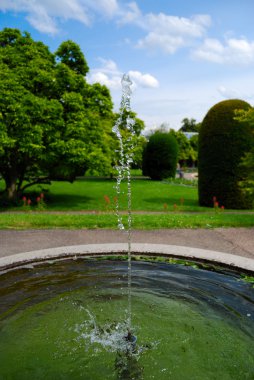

0,259,254,379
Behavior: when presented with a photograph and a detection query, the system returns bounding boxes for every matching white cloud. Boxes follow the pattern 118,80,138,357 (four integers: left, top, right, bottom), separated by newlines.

217,85,254,102
26,5,59,35
0,0,119,35
144,13,211,38
97,58,119,74
118,1,141,25
217,86,240,99
88,58,122,89
128,70,159,88
118,3,211,54
80,0,119,17
136,33,185,54
193,37,254,65
137,14,211,54
88,58,159,91
89,71,121,89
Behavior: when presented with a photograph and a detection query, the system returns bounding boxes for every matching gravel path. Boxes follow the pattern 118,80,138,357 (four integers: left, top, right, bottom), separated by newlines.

0,228,253,259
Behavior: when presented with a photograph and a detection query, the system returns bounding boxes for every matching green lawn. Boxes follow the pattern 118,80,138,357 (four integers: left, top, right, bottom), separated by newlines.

0,177,253,229
0,212,254,230
1,177,205,212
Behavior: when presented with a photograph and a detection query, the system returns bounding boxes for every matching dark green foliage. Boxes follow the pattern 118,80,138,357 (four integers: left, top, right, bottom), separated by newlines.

0,28,115,202
142,132,179,180
235,108,254,205
198,99,253,209
55,40,89,76
179,118,200,132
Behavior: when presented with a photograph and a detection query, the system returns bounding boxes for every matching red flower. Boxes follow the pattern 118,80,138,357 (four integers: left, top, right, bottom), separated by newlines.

22,196,27,202
40,193,44,199
27,199,32,205
104,195,110,204
221,205,225,210
36,196,41,203
213,196,217,203
214,201,219,208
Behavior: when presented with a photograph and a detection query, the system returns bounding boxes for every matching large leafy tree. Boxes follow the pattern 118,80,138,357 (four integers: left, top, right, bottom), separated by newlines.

0,28,115,202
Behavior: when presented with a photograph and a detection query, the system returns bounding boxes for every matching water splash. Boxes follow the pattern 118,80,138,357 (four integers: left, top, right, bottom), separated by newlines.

76,310,137,354
76,310,150,379
112,74,136,330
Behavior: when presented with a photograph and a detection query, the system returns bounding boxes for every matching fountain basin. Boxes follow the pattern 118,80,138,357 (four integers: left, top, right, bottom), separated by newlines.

0,245,254,379
1,243,254,273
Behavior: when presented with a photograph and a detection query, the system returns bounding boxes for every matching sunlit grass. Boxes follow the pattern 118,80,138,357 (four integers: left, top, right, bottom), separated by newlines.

0,212,253,230
1,177,253,229
0,177,215,212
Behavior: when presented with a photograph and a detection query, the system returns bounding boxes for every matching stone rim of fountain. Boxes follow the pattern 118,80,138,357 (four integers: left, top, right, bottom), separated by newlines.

0,243,254,274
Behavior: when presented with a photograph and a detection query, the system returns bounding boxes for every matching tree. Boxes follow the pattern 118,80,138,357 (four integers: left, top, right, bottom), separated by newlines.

142,132,179,180
55,40,89,76
0,28,115,202
131,135,147,169
113,109,145,169
198,99,253,209
0,29,60,200
169,130,198,167
179,118,200,132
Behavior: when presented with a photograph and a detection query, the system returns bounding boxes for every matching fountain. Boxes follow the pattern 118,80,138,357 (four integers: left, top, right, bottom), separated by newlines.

0,255,254,378
0,76,254,379
112,73,136,336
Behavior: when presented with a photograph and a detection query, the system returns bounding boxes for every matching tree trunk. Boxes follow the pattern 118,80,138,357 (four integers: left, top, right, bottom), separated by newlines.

4,170,18,202
6,180,18,201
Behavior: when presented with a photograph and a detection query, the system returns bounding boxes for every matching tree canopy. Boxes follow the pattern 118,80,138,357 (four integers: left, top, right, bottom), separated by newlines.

179,118,200,133
0,28,118,202
169,130,198,166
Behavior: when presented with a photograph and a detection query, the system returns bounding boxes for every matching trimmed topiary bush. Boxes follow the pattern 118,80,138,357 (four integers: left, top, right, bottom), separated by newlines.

198,99,253,209
142,132,179,180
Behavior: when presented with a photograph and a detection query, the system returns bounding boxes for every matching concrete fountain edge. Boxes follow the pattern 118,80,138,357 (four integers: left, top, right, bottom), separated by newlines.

0,243,254,273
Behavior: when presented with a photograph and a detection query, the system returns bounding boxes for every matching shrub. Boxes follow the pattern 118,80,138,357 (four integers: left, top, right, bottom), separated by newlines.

142,132,179,180
198,99,253,209
235,108,254,206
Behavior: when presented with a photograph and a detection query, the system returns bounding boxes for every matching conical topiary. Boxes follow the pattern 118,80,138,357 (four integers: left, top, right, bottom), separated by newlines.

198,99,253,209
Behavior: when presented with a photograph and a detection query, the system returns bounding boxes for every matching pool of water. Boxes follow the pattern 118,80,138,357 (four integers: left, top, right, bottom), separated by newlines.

0,258,254,379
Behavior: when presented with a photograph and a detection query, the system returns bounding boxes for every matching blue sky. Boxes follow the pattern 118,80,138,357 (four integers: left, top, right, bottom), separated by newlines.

1,0,254,131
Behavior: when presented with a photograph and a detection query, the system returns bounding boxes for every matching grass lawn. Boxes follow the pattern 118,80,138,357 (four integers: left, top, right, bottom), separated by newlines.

1,177,211,212
0,177,253,229
0,212,254,230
